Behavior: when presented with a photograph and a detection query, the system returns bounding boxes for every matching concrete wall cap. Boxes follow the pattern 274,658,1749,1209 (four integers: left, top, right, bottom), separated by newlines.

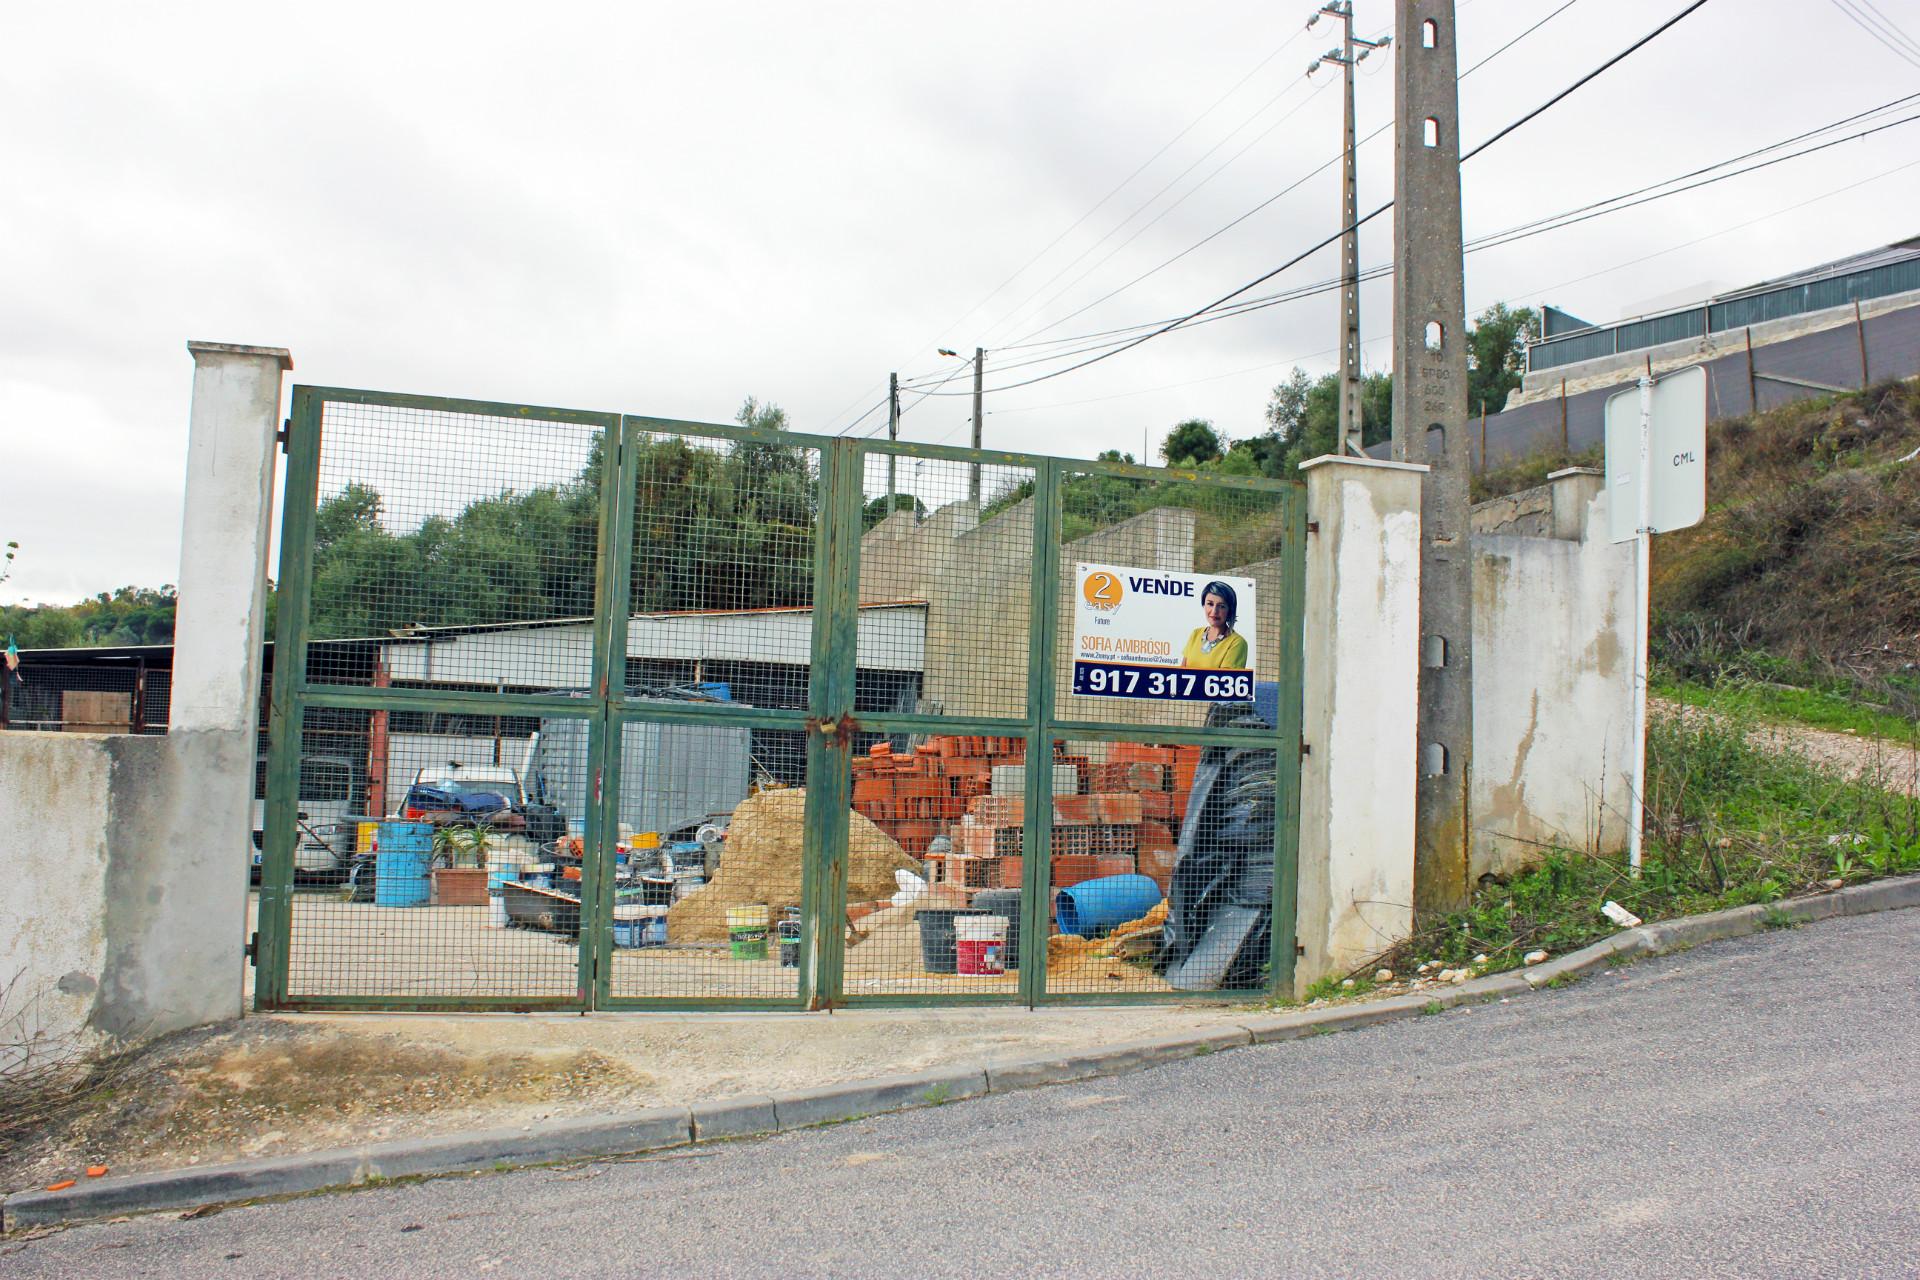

187,341,293,370
1297,454,1430,475
1547,466,1603,479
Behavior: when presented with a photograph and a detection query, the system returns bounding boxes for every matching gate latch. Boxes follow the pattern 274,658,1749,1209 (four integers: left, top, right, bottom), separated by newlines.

806,712,860,742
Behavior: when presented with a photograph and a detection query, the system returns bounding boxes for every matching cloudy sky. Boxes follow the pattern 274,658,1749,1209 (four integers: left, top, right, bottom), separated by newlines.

5,0,1917,605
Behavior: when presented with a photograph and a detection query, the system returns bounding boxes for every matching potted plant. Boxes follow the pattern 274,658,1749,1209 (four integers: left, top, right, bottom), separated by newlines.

430,822,494,907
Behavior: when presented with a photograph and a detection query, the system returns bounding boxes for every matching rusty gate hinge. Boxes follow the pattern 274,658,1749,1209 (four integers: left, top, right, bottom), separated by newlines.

245,931,260,966
1299,739,1312,758
1306,520,1320,535
276,419,290,454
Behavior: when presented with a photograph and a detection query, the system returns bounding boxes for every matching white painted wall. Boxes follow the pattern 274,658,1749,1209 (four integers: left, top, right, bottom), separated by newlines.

0,734,113,1058
1294,456,1425,995
1471,469,1636,877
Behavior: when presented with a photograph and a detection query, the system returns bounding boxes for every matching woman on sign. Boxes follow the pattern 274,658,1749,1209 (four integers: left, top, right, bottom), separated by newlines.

1181,580,1248,669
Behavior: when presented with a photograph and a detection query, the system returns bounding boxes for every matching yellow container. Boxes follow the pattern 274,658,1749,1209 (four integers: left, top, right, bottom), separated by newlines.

355,821,378,854
633,831,662,850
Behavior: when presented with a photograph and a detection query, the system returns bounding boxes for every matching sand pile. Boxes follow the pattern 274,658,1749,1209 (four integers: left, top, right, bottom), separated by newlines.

667,789,921,943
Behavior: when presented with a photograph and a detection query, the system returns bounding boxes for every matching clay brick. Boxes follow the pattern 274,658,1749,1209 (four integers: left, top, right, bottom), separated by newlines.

869,742,892,757
1138,821,1177,852
1051,854,1100,888
896,777,944,800
1052,825,1094,857
999,855,1024,889
1141,791,1175,821
1139,848,1177,893
1092,793,1144,824
851,778,891,804
969,795,1024,826
1053,794,1096,824
1095,854,1136,878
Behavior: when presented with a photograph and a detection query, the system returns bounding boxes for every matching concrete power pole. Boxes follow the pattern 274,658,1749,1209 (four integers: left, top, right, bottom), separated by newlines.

1391,0,1472,916
886,371,900,518
969,347,985,506
1309,3,1389,457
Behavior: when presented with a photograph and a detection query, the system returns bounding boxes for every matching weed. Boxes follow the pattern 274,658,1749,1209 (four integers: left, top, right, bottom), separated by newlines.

1543,973,1580,990
1421,1001,1445,1016
1193,1043,1215,1057
1759,905,1799,930
920,1084,953,1106
1366,705,1916,978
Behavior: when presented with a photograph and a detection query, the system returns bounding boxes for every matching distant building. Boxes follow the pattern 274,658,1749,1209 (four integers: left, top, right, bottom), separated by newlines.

1514,234,1920,406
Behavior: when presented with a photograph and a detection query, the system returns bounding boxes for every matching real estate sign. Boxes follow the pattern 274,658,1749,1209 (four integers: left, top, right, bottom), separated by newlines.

1071,562,1257,702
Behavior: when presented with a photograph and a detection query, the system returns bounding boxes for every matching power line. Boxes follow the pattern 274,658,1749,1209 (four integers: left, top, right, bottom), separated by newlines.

1830,0,1920,68
821,26,1314,433
919,0,1720,400
988,149,1920,422
996,0,1584,353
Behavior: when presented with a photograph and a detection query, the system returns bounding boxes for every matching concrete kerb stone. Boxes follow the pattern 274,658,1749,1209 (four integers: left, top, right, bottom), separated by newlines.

358,1106,692,1181
2,1149,366,1233
8,875,1916,1234
1521,930,1648,989
771,1064,990,1131
1836,874,1920,915
691,1094,780,1142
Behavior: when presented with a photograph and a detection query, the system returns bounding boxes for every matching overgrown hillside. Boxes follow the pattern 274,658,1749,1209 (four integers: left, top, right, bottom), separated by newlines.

1652,380,1920,721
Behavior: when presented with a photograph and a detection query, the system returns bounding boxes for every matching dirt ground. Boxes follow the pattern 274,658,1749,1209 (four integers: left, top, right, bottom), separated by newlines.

1658,698,1919,797
1,1001,1254,1194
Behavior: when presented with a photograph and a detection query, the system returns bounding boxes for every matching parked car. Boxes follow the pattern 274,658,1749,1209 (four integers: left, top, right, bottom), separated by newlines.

250,752,363,882
400,764,567,845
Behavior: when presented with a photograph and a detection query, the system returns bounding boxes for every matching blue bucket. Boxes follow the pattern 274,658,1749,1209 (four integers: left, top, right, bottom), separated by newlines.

613,907,668,948
1055,874,1162,937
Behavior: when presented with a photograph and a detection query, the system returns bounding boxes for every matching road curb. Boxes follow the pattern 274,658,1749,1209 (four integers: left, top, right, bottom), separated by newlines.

6,873,1914,1233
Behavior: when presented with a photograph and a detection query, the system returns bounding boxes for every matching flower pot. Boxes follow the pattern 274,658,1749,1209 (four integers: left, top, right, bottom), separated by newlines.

430,866,490,907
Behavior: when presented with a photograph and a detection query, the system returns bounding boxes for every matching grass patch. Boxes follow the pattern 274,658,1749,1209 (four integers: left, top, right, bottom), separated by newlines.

1759,905,1800,930
1302,972,1377,1003
1655,674,1918,743
1386,708,1919,972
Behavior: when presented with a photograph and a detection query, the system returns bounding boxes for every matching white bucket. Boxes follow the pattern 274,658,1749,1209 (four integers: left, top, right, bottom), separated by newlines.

953,915,1008,941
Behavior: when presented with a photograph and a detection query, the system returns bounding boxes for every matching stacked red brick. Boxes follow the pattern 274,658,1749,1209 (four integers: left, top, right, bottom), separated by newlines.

849,737,1202,896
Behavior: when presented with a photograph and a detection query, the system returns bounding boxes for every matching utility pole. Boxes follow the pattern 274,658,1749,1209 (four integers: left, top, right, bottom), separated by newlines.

1390,0,1472,917
886,371,900,519
1309,3,1389,457
970,347,985,506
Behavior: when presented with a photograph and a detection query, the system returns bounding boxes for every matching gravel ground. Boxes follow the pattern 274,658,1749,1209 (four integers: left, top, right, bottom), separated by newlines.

7,907,1915,1278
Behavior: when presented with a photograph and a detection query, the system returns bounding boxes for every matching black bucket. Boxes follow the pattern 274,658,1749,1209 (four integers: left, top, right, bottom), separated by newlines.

970,890,1022,970
917,908,990,974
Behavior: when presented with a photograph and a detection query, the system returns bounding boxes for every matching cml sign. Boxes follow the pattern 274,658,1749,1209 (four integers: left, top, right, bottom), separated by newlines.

1605,364,1707,544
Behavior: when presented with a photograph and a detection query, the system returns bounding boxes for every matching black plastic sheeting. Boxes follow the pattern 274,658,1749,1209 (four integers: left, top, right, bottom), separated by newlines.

1158,699,1278,991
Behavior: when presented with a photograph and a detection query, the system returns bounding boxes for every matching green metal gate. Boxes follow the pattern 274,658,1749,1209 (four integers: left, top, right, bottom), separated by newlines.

256,386,1305,1012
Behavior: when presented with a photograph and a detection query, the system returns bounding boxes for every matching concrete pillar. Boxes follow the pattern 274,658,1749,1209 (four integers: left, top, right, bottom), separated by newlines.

168,341,290,1024
1391,0,1474,917
1548,466,1604,542
1294,455,1425,996
172,342,291,733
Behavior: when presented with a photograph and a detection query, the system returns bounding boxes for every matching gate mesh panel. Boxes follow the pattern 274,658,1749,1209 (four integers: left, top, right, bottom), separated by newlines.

603,717,803,1001
283,707,589,1001
1043,735,1280,996
1051,471,1290,727
855,450,1036,720
844,737,1028,997
304,399,607,688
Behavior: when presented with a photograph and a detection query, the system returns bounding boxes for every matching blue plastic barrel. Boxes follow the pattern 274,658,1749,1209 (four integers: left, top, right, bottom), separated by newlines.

375,822,433,907
1055,874,1162,937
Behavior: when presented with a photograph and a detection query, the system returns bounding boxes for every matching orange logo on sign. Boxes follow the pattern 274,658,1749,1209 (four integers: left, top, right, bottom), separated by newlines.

1082,571,1124,612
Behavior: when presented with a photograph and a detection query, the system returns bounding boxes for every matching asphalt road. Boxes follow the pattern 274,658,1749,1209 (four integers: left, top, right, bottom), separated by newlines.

7,909,1917,1279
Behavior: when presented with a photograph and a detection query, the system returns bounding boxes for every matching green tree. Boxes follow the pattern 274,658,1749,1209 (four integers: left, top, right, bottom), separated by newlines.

1466,302,1539,417
1262,368,1392,475
1160,419,1225,467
